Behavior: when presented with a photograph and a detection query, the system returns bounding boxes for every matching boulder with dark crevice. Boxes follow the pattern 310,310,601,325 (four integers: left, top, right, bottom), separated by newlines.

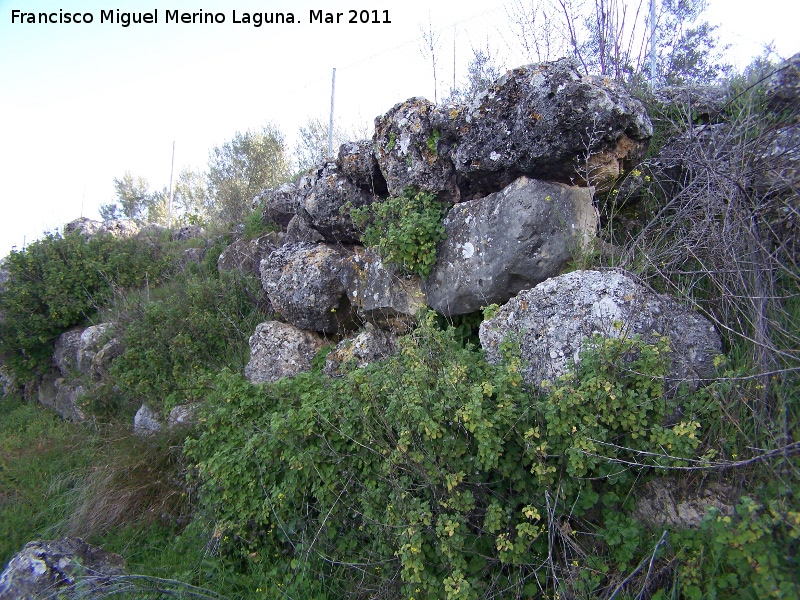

244,321,325,384
337,139,388,195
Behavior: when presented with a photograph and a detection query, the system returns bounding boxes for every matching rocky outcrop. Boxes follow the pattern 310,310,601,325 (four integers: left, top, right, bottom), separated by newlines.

654,85,729,122
134,404,163,436
260,243,360,334
323,325,398,377
452,59,652,198
171,225,205,241
374,98,461,201
479,270,722,392
344,249,427,332
53,329,83,377
0,537,126,600
424,177,597,316
632,479,735,528
244,321,324,384
337,140,388,194
90,339,123,380
77,323,114,374
766,52,800,113
38,376,86,422
63,218,139,239
285,214,326,245
257,182,302,229
294,162,379,243
217,232,284,277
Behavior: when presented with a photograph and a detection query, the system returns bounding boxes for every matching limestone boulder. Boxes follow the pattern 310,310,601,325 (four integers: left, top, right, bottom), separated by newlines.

654,84,728,122
77,323,114,374
99,219,139,238
453,59,652,198
38,376,86,422
257,182,301,229
285,214,326,245
217,232,283,277
63,217,103,238
134,404,163,436
167,403,201,428
244,321,324,384
632,479,735,529
260,243,360,334
53,328,83,377
374,97,460,201
171,225,205,241
323,325,398,377
424,177,598,316
337,139,388,194
295,162,379,243
479,270,722,392
766,52,800,113
344,248,427,332
0,537,126,600
90,339,124,380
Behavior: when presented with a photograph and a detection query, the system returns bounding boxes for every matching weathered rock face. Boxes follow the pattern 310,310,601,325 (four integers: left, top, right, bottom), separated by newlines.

374,98,460,201
766,52,800,113
63,218,139,239
171,225,205,241
244,321,324,384
77,323,114,374
0,537,126,600
285,214,326,245
453,59,652,198
344,249,427,332
632,480,735,529
53,329,83,377
260,243,360,334
479,270,722,392
90,339,123,380
167,403,201,428
134,404,163,436
38,376,86,422
424,177,598,316
323,325,398,377
257,182,302,229
295,162,379,243
337,140,388,194
217,232,284,277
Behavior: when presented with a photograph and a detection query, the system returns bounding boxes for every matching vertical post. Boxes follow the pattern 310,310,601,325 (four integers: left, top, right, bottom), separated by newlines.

649,0,657,86
328,68,336,159
167,141,175,229
452,26,456,97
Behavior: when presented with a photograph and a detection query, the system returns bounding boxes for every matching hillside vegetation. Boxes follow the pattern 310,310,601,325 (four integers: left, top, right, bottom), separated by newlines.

1,58,798,600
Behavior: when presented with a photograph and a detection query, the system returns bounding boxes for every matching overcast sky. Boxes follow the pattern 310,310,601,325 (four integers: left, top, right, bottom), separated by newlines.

0,0,797,257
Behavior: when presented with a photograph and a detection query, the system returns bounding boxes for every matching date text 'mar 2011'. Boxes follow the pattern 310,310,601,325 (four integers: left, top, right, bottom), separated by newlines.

309,10,391,24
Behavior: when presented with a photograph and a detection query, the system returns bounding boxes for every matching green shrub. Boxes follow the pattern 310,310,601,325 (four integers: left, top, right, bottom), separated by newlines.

350,187,447,279
186,316,713,598
0,232,169,382
110,269,265,413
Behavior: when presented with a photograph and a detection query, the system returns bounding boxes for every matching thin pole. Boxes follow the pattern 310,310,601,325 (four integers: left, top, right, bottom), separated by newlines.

328,68,336,159
167,141,175,228
649,0,657,86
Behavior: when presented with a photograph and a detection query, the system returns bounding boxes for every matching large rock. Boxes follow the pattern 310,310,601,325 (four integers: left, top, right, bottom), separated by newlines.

632,479,735,529
453,59,652,198
285,214,326,245
257,182,301,229
53,328,83,377
38,376,86,422
217,232,283,277
63,217,103,238
323,325,398,377
424,177,598,316
344,249,427,332
654,85,729,122
337,140,388,194
0,537,126,600
260,243,360,334
134,404,163,436
766,52,800,113
244,321,324,384
90,339,123,380
374,98,461,201
479,270,722,392
171,225,205,241
294,162,379,243
77,323,114,374
99,219,139,238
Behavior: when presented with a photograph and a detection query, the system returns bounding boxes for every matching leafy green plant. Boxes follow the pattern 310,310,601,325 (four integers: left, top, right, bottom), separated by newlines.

0,232,170,382
350,187,447,278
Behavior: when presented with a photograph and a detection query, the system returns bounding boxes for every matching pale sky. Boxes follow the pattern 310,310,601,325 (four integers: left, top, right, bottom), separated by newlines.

0,0,797,257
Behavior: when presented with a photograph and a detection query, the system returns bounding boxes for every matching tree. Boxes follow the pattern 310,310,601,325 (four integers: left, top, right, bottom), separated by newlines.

445,45,505,104
207,124,291,224
419,15,442,104
99,172,150,222
294,117,348,174
173,167,213,226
